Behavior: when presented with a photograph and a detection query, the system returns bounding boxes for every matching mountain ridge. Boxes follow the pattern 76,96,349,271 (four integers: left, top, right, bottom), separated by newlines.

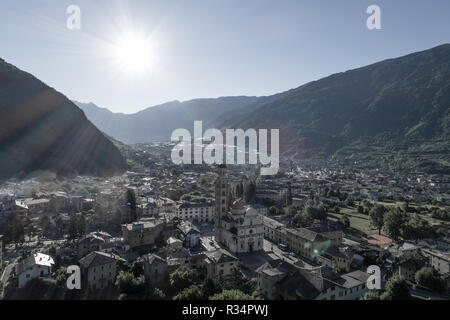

77,44,450,173
0,58,128,180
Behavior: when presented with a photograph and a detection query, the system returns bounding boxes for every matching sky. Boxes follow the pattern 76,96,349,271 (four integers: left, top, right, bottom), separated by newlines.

0,0,449,114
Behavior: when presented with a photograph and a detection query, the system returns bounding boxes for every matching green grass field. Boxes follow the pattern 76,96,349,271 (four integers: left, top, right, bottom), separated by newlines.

372,201,450,226
329,202,450,241
328,206,376,238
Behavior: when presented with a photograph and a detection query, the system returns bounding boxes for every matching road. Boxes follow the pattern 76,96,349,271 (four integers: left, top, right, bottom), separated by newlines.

262,239,316,268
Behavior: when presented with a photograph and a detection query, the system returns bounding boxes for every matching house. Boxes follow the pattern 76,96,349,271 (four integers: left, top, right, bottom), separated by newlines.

15,253,54,288
78,234,105,259
142,202,159,217
177,202,215,223
143,253,169,289
100,238,130,255
398,242,422,257
362,234,393,247
1,199,28,218
23,198,51,215
422,249,450,276
89,231,113,243
178,220,201,248
167,237,183,249
397,258,426,282
256,260,297,299
257,260,369,300
204,249,239,282
79,251,119,290
308,222,344,248
338,270,371,300
122,218,165,253
292,197,307,208
318,246,354,273
167,248,193,271
262,216,343,260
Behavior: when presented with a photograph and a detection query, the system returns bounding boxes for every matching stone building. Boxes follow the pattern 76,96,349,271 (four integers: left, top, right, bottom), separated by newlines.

143,253,169,289
79,251,119,290
214,165,264,254
122,218,164,253
204,248,239,281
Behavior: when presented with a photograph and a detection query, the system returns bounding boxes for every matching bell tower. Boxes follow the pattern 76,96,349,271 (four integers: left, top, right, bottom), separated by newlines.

215,164,230,243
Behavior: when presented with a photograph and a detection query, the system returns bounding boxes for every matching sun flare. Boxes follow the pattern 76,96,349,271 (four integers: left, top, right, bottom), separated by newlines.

113,32,154,75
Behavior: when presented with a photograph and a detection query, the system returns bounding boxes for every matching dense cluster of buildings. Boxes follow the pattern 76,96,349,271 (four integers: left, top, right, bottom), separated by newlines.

0,149,448,300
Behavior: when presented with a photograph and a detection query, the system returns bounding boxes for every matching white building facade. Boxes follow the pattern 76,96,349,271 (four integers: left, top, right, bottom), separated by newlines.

215,165,264,254
177,202,215,223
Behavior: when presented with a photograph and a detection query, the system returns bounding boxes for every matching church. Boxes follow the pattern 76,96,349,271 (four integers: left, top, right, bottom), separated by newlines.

214,165,264,254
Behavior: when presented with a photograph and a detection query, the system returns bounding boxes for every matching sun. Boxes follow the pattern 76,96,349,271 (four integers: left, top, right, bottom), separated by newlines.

113,32,154,75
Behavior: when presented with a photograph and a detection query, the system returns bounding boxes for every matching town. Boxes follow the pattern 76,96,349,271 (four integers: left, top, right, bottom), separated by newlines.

0,142,448,300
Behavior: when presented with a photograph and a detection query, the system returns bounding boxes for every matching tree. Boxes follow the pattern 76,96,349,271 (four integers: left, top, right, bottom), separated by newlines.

244,180,257,204
126,188,137,221
285,206,296,218
268,206,278,216
131,260,144,277
67,213,86,241
173,285,203,300
401,215,433,241
200,278,220,299
198,175,209,188
304,204,327,221
402,201,410,213
235,182,244,198
345,198,355,207
115,271,146,295
151,288,166,300
209,289,258,300
55,267,68,287
363,291,381,300
286,185,293,206
223,268,255,295
415,267,447,293
47,244,58,258
293,212,308,228
169,267,197,293
4,215,25,248
384,208,405,241
380,275,411,300
40,215,52,236
340,215,351,229
369,205,386,235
